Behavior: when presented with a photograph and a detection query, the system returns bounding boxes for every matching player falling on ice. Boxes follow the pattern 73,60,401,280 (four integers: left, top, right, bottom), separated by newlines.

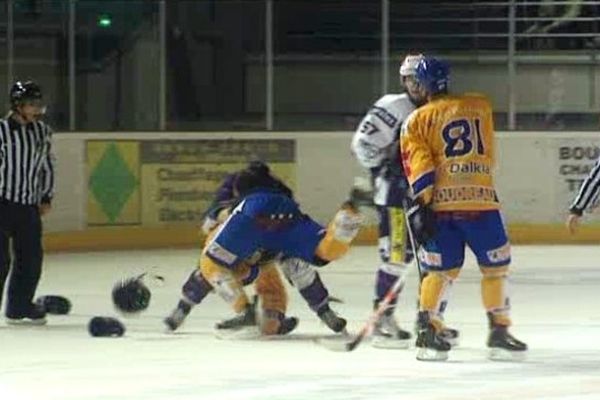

400,56,527,361
164,163,359,336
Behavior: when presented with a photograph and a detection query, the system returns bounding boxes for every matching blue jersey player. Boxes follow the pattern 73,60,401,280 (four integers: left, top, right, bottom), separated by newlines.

164,162,349,335
165,163,361,334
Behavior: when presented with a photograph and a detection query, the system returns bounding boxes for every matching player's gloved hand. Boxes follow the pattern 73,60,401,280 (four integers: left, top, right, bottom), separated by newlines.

407,199,436,245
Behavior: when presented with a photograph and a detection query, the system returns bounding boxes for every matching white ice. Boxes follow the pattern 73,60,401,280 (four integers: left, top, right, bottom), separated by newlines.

2,245,600,400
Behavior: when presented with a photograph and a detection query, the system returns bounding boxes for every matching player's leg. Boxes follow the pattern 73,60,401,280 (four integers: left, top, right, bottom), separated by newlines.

278,256,347,333
372,206,412,348
164,269,214,331
466,210,527,360
415,216,463,361
200,211,262,329
253,262,298,335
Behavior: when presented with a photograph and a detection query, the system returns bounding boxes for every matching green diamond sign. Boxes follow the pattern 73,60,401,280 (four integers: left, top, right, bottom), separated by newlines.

87,141,140,225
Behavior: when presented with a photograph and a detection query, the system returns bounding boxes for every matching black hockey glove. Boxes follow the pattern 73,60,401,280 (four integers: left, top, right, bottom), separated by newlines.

406,199,436,246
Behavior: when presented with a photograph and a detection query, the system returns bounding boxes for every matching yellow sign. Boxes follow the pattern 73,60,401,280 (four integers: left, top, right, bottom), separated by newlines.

86,139,296,227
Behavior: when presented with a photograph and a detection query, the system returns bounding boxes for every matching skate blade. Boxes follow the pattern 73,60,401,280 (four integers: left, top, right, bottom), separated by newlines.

371,336,411,349
488,347,527,362
214,326,261,340
416,347,448,361
6,318,47,326
314,335,357,352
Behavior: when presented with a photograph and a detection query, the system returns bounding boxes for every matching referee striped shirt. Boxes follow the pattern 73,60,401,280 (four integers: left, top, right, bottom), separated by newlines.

0,117,55,205
570,157,600,215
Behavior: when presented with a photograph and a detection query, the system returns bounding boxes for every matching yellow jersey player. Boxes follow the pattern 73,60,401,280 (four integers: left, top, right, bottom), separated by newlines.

400,56,527,361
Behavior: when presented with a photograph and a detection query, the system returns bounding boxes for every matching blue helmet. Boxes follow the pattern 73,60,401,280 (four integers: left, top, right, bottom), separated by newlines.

414,57,450,95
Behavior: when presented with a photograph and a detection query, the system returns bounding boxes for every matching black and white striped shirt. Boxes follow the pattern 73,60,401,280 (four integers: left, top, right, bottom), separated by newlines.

0,117,55,205
570,157,600,215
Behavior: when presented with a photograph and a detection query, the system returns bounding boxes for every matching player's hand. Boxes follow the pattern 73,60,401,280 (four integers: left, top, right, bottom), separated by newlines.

407,199,436,245
566,213,581,235
39,203,52,216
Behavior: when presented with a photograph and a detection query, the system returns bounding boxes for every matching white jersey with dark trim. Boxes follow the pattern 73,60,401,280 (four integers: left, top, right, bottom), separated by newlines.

351,93,416,205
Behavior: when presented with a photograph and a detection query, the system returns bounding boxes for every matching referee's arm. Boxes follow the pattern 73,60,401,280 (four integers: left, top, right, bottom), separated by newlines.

39,125,55,214
566,156,600,234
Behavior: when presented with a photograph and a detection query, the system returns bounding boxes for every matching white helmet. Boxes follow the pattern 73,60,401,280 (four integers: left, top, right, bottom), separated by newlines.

399,53,424,76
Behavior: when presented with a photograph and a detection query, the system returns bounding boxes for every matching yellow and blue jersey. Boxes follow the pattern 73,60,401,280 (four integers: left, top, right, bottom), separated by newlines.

400,93,499,212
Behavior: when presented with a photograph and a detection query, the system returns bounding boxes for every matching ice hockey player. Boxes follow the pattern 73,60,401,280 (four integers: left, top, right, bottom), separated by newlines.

352,53,458,348
400,56,527,361
164,162,359,335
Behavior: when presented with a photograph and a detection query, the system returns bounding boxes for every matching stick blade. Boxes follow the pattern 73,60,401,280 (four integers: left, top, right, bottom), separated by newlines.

314,334,360,352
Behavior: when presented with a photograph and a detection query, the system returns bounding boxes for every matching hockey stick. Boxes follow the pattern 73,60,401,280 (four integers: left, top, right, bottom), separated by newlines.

315,272,406,352
316,203,423,352
404,203,425,312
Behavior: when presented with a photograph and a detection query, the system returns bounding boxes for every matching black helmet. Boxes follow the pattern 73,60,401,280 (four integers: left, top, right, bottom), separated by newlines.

10,80,43,110
247,160,270,176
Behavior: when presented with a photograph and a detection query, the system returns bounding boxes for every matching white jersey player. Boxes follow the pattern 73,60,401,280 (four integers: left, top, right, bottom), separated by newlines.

351,54,458,348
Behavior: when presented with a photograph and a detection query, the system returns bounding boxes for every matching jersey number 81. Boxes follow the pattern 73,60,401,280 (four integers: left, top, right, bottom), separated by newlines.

442,118,484,158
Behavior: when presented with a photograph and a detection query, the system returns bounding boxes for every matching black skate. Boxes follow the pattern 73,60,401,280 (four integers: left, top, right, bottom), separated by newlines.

6,303,47,326
439,326,460,347
372,306,412,349
215,302,257,330
164,300,193,332
415,312,451,361
277,316,299,335
487,313,527,361
317,305,347,333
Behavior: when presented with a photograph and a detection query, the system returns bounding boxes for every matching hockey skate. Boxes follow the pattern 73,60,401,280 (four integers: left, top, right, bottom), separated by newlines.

214,301,260,340
277,316,299,335
6,303,47,326
317,305,347,334
164,300,193,332
415,312,451,361
215,302,257,330
439,326,460,347
487,313,527,361
372,306,412,349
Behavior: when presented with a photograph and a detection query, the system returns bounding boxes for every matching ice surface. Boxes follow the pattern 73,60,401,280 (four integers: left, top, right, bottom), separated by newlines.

2,245,600,400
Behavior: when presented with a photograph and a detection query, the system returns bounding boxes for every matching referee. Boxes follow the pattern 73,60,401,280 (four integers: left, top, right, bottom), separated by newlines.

566,158,600,234
0,80,55,324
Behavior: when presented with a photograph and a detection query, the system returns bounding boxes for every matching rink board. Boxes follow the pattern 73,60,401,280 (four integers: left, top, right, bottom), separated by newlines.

42,131,600,251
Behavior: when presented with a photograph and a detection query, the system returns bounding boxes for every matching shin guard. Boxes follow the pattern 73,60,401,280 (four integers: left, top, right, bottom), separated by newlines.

255,263,288,334
182,270,213,304
419,268,460,328
199,255,248,313
481,265,511,326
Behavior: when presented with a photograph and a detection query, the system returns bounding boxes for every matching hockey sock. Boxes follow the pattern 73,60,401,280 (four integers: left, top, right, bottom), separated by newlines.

255,263,289,334
375,263,408,305
481,265,511,326
436,279,453,321
255,263,287,314
420,268,460,328
182,270,214,304
299,273,329,313
200,255,248,313
279,257,329,313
